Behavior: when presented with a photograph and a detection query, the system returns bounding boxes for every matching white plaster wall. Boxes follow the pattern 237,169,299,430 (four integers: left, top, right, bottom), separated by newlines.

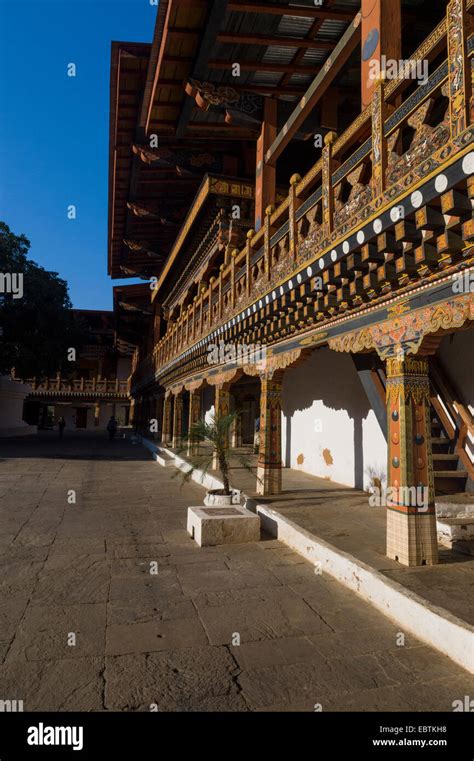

281,348,386,489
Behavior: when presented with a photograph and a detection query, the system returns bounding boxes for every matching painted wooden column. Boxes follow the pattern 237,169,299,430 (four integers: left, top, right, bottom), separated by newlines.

264,205,275,278
322,131,337,237
218,264,225,319
187,390,201,456
385,356,438,567
257,371,283,495
230,393,242,448
255,98,277,232
231,249,238,308
129,398,136,427
361,0,401,110
230,416,242,449
371,77,388,197
172,393,184,450
246,229,254,297
94,401,100,427
447,0,473,138
198,293,204,335
162,394,172,444
212,384,231,470
288,173,302,261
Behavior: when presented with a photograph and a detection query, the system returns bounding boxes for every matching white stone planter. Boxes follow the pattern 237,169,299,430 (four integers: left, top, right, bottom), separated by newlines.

187,505,260,546
203,488,241,507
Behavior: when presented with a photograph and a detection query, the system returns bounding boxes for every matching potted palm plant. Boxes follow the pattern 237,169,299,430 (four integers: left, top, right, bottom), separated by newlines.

175,411,256,506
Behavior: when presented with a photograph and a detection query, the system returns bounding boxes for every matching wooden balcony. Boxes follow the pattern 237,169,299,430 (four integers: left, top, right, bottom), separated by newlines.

133,6,473,393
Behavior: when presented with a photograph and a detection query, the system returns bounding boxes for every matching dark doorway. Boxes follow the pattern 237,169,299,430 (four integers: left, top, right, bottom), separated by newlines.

75,408,88,428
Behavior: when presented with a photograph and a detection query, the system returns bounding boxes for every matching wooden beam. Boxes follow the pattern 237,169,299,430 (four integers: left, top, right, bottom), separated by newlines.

187,124,259,137
255,99,277,232
167,27,203,38
264,13,361,167
227,1,353,21
208,59,322,75
159,55,194,65
361,0,401,109
216,32,336,49
146,0,176,135
177,0,230,138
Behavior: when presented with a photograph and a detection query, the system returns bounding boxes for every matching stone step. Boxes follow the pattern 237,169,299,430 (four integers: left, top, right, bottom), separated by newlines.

437,516,474,555
436,496,474,518
155,450,174,467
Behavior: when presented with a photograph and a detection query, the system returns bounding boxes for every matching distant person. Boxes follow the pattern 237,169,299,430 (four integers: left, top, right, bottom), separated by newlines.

107,416,118,440
58,417,66,438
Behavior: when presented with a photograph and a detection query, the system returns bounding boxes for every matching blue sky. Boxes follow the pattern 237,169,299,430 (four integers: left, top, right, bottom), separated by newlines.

0,0,156,310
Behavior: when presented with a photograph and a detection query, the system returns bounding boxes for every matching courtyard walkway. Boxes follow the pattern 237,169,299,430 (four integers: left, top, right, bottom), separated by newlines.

0,432,471,711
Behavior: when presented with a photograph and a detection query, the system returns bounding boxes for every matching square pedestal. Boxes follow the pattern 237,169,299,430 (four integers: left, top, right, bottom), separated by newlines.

187,506,260,547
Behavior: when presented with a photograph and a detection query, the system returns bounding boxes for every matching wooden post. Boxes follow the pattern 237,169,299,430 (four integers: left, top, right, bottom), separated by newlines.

162,395,172,444
264,205,275,278
289,173,302,260
255,98,277,232
187,390,201,456
246,229,254,297
322,131,337,237
218,264,224,319
256,371,284,495
212,384,231,470
361,0,401,110
372,77,388,197
172,393,183,449
447,0,473,138
385,355,438,566
231,249,238,308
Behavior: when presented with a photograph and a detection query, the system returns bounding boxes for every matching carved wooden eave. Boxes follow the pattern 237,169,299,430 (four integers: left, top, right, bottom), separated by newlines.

206,368,243,387
328,292,474,359
184,379,206,393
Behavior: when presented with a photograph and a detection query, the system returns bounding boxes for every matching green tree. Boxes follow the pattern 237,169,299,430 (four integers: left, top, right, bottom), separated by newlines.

0,222,82,377
175,412,257,495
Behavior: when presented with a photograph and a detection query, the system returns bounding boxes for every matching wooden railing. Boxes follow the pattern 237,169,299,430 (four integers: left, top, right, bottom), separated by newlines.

15,375,129,396
130,5,472,390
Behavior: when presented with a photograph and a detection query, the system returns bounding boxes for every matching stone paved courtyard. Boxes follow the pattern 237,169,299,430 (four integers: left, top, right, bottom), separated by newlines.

0,432,472,712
